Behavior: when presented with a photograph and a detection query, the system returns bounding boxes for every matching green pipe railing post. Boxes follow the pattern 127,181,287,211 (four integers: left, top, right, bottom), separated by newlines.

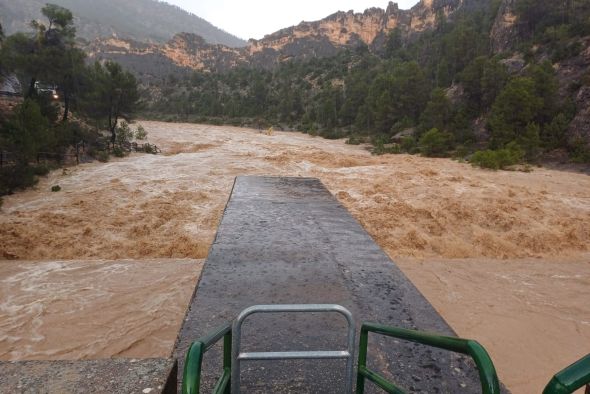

182,342,205,394
356,325,368,394
356,322,501,394
182,322,233,394
543,354,590,394
223,330,232,394
465,340,501,394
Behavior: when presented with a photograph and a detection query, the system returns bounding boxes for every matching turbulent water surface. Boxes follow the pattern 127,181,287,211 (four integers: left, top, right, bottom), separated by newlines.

0,259,202,360
0,121,589,393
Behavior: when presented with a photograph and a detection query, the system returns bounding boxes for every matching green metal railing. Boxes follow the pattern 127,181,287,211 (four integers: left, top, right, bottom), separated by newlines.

231,304,356,393
356,322,500,394
182,322,232,394
543,354,590,394
180,306,590,394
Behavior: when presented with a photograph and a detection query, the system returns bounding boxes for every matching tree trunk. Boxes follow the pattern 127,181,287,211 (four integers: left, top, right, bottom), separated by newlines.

62,91,70,122
109,114,118,147
108,95,117,147
27,77,37,98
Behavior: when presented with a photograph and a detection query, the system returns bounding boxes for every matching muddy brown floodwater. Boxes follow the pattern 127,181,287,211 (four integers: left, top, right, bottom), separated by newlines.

0,259,202,360
1,121,589,393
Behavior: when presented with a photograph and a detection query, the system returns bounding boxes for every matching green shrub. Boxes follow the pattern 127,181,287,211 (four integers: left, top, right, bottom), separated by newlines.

0,164,38,196
3,99,52,162
470,150,501,169
390,117,414,134
320,128,346,140
112,146,125,157
95,150,109,162
33,164,51,176
115,121,133,148
488,77,544,148
134,125,148,140
542,113,569,149
346,135,362,145
401,136,418,153
389,144,402,154
372,144,400,155
571,150,590,163
519,122,541,161
470,143,524,170
418,128,453,157
370,134,389,146
551,41,582,63
452,145,471,160
371,134,401,155
370,134,389,154
569,138,590,163
51,185,61,192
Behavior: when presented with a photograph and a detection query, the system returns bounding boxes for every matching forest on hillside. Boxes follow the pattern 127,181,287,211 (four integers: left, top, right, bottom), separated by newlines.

0,4,143,196
147,0,590,168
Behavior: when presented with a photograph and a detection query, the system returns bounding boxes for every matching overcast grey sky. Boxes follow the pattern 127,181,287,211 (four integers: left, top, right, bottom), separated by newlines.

164,0,421,40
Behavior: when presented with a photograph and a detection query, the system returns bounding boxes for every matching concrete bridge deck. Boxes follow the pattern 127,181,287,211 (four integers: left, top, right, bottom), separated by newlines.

0,358,177,393
175,176,486,393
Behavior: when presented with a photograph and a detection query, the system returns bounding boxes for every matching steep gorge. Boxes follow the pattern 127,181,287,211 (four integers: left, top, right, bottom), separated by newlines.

87,0,481,74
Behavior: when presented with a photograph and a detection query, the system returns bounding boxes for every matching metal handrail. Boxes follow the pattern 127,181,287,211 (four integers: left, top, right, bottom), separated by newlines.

182,322,232,394
543,354,590,394
231,304,356,393
356,322,500,394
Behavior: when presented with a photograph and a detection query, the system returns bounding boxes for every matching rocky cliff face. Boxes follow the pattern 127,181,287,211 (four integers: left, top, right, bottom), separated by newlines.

247,4,409,58
87,0,475,76
247,0,475,61
86,33,249,80
490,0,519,53
162,34,247,71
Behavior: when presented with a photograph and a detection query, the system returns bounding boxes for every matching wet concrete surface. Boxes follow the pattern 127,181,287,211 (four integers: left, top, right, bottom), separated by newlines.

0,358,177,394
175,176,498,393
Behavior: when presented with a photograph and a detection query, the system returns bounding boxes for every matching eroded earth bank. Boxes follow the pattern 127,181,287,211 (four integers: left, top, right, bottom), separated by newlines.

1,121,589,393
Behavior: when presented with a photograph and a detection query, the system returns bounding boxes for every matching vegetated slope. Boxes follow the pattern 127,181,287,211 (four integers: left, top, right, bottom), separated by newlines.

0,0,246,47
142,0,590,164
